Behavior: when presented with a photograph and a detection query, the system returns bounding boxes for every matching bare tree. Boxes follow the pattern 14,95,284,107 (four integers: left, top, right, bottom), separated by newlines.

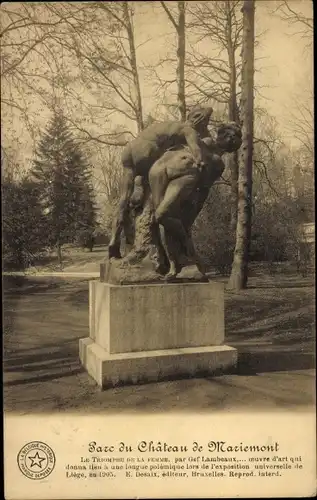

1,2,151,248
228,0,255,290
46,2,145,139
273,0,313,47
186,0,243,229
160,1,186,120
1,4,93,135
252,108,287,197
92,145,123,204
273,0,313,159
185,1,242,108
1,2,146,155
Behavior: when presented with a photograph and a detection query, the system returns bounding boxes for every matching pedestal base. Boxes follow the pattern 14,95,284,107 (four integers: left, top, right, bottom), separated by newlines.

79,337,237,389
89,281,225,353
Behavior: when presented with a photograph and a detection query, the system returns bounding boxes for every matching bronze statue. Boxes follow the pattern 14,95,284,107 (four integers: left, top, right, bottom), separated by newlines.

149,122,242,279
103,121,242,284
108,105,214,259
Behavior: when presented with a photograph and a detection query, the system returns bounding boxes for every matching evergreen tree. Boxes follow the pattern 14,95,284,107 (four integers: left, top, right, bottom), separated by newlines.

2,173,46,269
31,112,98,263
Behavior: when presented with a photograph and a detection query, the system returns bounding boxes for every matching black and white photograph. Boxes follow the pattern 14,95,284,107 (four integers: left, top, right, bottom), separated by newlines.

2,1,315,498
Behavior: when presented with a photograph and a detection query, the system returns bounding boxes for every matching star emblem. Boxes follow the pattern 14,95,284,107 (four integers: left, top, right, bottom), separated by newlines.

28,451,46,468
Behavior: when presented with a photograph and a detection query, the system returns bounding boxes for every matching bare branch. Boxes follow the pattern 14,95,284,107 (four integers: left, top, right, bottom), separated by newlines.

273,0,313,30
160,1,179,31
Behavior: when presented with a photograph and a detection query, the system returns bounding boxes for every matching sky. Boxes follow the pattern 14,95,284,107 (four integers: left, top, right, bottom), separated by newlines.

1,0,314,167
133,0,313,145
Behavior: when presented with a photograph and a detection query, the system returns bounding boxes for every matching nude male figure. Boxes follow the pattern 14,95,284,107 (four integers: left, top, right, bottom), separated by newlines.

108,105,213,258
148,123,242,279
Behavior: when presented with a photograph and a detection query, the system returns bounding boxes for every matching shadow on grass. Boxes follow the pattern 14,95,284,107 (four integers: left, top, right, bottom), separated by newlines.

225,282,315,374
3,276,89,389
245,272,314,289
4,367,85,387
64,288,90,305
234,348,316,375
3,337,86,387
247,282,313,289
226,286,314,344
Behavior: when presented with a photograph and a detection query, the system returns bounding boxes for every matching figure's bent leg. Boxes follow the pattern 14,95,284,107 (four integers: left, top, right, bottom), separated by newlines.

149,159,169,209
154,177,197,277
156,177,207,277
155,177,197,256
109,166,135,259
148,159,172,273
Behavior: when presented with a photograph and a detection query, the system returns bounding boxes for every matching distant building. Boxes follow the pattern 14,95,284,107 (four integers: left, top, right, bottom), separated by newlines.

301,223,315,244
299,222,315,265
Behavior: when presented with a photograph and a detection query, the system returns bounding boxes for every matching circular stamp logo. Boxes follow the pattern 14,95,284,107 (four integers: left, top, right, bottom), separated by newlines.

17,441,56,480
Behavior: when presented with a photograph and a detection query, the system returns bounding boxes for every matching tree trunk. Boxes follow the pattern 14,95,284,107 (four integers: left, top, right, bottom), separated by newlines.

161,1,186,121
123,3,144,132
228,0,255,290
56,241,63,267
226,0,240,232
177,1,186,121
228,151,239,231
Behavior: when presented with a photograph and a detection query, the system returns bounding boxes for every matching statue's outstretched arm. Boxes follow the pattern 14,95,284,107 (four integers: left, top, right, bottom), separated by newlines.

182,125,203,165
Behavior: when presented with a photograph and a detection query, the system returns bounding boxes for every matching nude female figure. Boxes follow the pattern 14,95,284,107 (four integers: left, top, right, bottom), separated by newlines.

108,105,214,258
148,123,242,279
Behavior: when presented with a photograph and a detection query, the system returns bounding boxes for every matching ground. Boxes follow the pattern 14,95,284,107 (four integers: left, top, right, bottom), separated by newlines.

19,245,108,274
3,266,315,414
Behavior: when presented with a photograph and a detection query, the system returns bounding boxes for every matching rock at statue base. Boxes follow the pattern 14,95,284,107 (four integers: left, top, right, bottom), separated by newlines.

100,256,163,285
100,258,209,285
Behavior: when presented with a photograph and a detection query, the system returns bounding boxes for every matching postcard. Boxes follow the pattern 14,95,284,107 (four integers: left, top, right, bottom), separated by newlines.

2,1,315,498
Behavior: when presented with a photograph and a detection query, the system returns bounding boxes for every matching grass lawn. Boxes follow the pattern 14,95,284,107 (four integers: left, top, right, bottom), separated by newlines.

10,245,109,274
3,273,315,414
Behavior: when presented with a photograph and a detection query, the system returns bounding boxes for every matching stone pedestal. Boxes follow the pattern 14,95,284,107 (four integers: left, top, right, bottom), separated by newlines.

79,281,237,389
